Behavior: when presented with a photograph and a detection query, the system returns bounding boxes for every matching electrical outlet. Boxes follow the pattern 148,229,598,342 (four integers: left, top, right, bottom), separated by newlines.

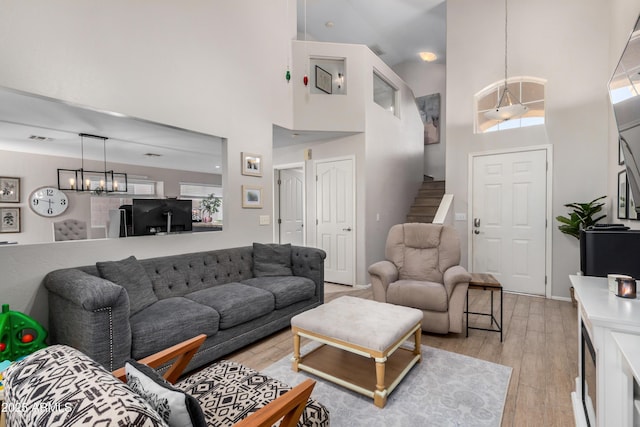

259,215,270,225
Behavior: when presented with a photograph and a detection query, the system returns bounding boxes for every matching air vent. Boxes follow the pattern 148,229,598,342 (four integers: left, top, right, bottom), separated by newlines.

144,153,162,157
28,135,54,142
369,44,385,57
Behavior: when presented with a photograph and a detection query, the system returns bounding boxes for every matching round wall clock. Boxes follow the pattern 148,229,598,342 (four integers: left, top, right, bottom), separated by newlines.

29,187,69,217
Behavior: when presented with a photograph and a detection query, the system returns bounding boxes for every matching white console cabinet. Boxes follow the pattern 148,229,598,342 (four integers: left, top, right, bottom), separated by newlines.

570,275,640,427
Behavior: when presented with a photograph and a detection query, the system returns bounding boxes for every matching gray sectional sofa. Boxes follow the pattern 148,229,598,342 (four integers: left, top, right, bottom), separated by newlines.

44,243,326,372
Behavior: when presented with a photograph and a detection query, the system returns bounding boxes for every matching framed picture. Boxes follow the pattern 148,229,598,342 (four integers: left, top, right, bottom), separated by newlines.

0,207,20,233
630,184,638,220
416,93,441,144
315,65,332,94
241,152,262,177
619,136,626,165
0,177,20,203
242,185,263,209
618,170,628,219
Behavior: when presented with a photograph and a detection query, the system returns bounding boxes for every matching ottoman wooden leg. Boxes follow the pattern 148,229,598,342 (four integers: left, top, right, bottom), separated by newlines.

414,327,422,362
374,357,388,408
292,330,301,372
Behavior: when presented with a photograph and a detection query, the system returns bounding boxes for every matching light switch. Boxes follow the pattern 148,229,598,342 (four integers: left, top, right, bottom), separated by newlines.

455,213,467,221
259,215,270,225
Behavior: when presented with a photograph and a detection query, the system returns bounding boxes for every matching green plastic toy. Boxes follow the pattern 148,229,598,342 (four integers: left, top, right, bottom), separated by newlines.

0,304,47,361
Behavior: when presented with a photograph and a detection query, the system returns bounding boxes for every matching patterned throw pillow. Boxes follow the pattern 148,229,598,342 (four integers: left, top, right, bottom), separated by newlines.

4,345,167,427
125,360,206,427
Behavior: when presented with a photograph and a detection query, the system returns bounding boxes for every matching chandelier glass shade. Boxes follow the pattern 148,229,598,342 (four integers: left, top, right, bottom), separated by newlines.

57,133,128,195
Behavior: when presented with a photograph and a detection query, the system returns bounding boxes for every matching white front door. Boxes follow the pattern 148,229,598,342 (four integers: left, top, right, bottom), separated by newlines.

278,168,304,245
316,158,355,285
471,149,548,295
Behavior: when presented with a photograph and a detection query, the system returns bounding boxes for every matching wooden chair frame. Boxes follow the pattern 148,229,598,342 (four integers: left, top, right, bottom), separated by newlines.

112,334,315,427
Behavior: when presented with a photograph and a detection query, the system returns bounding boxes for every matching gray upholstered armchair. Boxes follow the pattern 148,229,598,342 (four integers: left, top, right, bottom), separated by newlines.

368,223,471,334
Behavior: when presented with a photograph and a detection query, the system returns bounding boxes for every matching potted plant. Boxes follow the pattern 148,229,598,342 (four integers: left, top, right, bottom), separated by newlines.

200,194,221,223
556,195,607,304
556,196,607,239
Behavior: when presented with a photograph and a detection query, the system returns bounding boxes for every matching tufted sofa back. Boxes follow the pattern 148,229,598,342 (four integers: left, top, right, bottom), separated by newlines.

385,223,461,283
78,245,325,301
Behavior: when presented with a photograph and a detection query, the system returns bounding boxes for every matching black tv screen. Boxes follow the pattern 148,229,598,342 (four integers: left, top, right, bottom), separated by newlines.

132,198,193,236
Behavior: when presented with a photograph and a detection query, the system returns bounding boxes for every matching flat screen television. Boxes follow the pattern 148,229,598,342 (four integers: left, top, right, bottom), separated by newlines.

610,15,640,215
132,198,193,236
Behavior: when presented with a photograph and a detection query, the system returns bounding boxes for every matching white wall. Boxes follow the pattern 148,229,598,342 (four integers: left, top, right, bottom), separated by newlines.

277,41,423,286
394,62,447,180
447,0,611,299
0,0,295,324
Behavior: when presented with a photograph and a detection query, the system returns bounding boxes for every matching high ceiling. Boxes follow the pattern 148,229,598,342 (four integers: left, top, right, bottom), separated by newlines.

297,0,447,67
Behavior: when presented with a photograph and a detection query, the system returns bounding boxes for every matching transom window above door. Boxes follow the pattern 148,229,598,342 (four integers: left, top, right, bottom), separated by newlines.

475,77,546,133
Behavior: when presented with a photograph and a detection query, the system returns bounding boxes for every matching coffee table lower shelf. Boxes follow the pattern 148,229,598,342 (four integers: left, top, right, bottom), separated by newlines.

294,343,420,407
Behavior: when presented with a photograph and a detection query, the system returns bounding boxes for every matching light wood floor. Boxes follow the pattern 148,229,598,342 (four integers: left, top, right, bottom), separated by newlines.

226,284,578,427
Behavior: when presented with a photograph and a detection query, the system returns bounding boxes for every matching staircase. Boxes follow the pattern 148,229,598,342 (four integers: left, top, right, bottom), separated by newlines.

406,180,445,223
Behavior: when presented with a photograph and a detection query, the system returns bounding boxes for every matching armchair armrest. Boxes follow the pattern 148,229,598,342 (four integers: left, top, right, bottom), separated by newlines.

45,269,132,371
368,260,399,302
443,265,472,297
113,334,207,384
234,379,316,427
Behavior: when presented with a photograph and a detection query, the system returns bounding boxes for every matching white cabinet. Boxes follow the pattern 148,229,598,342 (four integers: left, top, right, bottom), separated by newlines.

571,275,640,427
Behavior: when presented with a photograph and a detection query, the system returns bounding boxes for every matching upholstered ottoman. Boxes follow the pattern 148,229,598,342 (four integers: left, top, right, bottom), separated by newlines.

175,360,329,426
291,296,423,408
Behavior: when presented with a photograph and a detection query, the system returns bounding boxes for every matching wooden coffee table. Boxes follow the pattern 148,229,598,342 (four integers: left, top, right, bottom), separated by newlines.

291,296,423,408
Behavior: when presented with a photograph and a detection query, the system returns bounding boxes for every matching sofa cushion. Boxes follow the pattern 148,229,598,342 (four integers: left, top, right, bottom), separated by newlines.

4,345,168,426
242,276,316,309
175,360,329,427
185,283,274,329
97,255,159,315
387,279,448,312
253,243,293,277
126,360,206,427
130,297,220,359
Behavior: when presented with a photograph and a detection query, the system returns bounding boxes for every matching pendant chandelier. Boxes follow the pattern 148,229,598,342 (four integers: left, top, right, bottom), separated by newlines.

484,0,528,121
57,133,128,195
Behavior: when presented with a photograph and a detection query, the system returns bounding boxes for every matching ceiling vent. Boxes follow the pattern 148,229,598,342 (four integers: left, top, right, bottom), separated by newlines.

369,44,385,57
28,135,54,142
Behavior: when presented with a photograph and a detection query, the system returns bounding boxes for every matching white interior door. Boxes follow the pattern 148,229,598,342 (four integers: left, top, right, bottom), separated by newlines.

278,168,304,245
316,158,355,285
471,149,547,295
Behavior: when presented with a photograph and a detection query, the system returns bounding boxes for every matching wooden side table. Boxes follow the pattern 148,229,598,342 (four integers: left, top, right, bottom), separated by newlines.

466,273,503,342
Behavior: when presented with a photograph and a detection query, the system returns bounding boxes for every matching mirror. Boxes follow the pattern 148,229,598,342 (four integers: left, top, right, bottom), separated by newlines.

610,15,640,217
0,87,225,244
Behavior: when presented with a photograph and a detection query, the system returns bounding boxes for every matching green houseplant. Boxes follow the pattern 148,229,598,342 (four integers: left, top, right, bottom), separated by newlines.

556,195,607,305
200,194,221,222
555,196,607,239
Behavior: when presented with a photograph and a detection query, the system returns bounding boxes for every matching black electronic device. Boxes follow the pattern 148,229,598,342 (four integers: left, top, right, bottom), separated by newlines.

580,228,640,279
132,198,193,236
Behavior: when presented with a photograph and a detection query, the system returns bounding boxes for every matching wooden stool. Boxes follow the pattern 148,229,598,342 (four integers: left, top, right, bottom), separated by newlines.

465,273,503,342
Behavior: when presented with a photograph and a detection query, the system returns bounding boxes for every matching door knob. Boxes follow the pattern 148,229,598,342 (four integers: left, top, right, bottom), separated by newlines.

343,227,352,232
473,218,481,227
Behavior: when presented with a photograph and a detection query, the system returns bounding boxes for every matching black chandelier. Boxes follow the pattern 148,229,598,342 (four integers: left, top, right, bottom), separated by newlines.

57,133,128,194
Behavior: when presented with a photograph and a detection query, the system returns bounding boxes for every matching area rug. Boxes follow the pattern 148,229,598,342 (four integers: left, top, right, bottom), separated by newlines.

262,343,511,427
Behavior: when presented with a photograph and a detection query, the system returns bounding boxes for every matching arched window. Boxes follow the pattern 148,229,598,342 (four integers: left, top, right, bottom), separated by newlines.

475,77,546,133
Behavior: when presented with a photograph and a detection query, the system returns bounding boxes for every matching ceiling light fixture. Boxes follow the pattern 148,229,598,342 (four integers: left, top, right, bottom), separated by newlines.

57,133,128,195
419,51,437,62
484,0,528,121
